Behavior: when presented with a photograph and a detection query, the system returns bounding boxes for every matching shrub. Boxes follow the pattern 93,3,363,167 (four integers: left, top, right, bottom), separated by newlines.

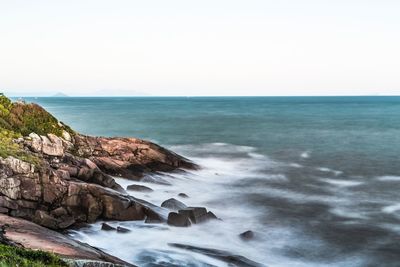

0,244,68,267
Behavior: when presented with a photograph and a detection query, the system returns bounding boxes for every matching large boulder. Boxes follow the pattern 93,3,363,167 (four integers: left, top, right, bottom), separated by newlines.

167,212,191,227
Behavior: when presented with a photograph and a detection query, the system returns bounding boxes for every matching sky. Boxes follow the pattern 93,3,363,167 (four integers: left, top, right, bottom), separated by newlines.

0,0,400,96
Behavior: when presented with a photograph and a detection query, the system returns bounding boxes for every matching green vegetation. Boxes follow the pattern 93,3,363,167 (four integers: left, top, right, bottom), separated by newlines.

0,93,74,137
0,93,75,164
0,244,68,267
0,129,41,165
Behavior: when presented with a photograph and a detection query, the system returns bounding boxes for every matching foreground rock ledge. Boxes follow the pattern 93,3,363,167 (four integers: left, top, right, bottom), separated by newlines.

0,214,135,266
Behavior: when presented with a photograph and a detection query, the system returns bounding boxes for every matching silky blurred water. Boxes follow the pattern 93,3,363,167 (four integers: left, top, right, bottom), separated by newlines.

24,96,400,266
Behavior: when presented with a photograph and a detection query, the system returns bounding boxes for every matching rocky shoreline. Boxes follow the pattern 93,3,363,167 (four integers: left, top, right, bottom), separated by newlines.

0,95,216,266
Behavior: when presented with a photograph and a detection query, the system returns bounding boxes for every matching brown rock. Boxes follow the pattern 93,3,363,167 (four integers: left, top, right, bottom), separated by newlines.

33,210,59,229
167,212,191,227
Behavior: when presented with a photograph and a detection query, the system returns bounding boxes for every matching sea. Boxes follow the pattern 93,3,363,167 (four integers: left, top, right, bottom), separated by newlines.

23,96,400,267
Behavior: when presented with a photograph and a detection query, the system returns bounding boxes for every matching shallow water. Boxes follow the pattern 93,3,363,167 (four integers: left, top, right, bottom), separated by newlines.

25,96,400,266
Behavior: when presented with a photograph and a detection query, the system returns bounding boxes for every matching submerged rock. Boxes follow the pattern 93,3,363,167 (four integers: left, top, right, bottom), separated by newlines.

116,226,131,233
169,243,265,267
161,198,187,211
178,193,189,198
239,230,255,241
127,184,153,192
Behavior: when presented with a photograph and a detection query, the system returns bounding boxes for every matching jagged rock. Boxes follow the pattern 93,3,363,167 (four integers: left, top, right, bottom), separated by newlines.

161,198,187,211
127,184,153,192
167,212,191,227
101,222,116,231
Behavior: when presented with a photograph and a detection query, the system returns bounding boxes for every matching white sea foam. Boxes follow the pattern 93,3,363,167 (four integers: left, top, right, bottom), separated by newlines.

70,143,374,267
317,167,343,176
320,178,363,187
377,176,400,182
289,163,303,168
300,151,310,159
382,203,400,214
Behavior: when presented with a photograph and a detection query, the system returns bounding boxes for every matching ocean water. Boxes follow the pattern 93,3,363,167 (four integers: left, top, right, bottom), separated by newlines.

24,96,400,267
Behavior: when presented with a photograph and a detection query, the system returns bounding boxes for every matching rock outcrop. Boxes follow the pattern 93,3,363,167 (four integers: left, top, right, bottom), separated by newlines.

0,95,205,265
72,135,196,179
0,214,136,266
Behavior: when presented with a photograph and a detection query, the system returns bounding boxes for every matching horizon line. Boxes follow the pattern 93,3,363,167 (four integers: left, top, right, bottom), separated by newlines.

10,95,400,98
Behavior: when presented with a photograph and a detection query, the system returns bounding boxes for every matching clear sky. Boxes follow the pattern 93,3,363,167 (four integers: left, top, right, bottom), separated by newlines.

1,0,399,96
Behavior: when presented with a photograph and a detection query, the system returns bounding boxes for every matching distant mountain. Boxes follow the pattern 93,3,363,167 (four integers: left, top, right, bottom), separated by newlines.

52,92,69,97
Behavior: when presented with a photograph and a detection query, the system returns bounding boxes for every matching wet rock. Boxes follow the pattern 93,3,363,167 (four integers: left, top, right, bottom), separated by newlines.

116,226,131,233
161,198,187,211
167,212,191,227
178,193,189,198
239,230,255,241
144,208,163,224
178,207,208,224
101,222,116,231
206,211,218,220
127,184,153,192
169,243,265,267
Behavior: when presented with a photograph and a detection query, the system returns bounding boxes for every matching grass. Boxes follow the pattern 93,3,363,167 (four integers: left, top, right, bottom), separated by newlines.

0,244,68,267
0,129,41,166
0,93,74,137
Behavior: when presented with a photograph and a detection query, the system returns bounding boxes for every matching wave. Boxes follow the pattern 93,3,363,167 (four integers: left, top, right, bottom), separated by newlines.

377,176,400,182
320,178,363,187
300,151,310,159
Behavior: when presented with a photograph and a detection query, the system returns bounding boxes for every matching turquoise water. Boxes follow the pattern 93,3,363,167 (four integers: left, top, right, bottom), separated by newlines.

25,96,400,266
30,96,400,176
